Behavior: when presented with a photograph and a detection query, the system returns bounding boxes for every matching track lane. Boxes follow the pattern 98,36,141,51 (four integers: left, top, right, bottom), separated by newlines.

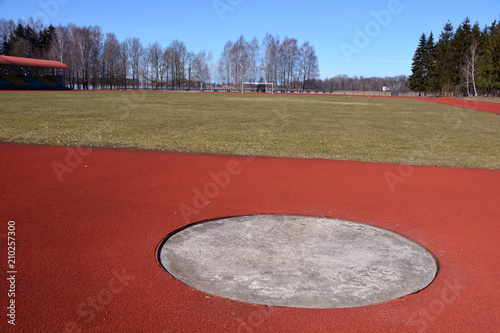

0,143,498,332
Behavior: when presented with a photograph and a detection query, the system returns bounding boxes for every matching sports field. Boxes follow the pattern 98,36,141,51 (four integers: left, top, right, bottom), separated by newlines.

0,91,499,169
1,91,499,332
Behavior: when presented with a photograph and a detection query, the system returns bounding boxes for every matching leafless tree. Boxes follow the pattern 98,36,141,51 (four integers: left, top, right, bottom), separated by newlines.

0,19,16,40
299,41,319,92
163,47,172,90
119,41,129,89
10,38,31,58
169,40,188,90
207,50,215,89
247,37,260,83
145,41,163,90
262,33,280,86
102,33,120,89
89,26,103,89
192,50,210,90
218,35,261,89
69,25,102,89
462,41,479,97
277,37,300,92
186,51,194,90
50,25,68,64
231,35,249,88
125,37,143,89
218,40,233,87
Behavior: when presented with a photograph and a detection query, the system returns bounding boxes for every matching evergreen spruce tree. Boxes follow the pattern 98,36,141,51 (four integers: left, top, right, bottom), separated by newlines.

435,21,455,94
0,36,8,55
424,32,440,93
408,33,427,93
451,18,473,93
478,20,500,95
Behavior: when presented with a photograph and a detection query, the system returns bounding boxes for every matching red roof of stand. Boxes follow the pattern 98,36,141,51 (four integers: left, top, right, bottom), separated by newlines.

0,55,69,69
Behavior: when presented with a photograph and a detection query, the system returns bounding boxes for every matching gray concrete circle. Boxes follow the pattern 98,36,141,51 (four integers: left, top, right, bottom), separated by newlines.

158,215,438,308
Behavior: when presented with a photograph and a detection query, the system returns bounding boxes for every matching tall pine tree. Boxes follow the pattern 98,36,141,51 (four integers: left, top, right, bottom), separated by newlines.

451,18,473,92
411,17,500,96
478,20,500,95
424,32,440,92
435,21,455,94
408,33,427,93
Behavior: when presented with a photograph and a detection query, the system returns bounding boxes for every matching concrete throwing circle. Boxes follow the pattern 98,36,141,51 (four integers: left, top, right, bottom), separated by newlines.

158,215,438,308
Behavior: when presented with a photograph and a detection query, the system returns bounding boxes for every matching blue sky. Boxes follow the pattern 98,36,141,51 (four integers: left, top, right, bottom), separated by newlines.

1,0,499,78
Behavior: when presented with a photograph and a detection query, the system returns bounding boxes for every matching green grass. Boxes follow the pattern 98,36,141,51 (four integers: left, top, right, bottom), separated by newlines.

1,91,499,169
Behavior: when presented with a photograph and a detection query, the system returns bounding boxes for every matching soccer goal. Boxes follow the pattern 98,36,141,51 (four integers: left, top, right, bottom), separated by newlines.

241,82,274,94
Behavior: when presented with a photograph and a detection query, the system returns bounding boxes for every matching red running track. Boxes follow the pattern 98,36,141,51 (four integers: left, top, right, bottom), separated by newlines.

413,97,500,114
0,143,499,332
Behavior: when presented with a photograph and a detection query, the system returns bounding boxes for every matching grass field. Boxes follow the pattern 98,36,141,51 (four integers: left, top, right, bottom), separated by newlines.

0,91,499,169
460,97,500,103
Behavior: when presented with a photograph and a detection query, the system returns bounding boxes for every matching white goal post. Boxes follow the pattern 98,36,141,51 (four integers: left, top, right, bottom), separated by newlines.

241,82,274,94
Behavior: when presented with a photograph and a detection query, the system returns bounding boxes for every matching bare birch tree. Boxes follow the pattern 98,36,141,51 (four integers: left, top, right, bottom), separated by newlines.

102,33,120,89
462,41,479,97
218,40,233,87
299,41,319,92
169,40,188,90
145,41,163,90
126,37,143,89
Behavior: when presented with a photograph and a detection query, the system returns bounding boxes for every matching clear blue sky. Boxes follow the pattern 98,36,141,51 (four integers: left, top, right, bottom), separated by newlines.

1,0,499,78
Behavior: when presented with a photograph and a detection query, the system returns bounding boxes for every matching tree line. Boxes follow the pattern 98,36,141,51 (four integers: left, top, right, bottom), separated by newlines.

409,17,500,97
312,75,409,93
0,19,320,91
218,34,320,92
1,18,410,92
0,19,208,90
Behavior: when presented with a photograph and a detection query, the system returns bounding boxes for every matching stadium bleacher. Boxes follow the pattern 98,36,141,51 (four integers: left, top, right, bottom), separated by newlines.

0,74,67,90
21,75,47,86
2,74,30,85
0,76,11,86
0,55,70,90
35,75,59,86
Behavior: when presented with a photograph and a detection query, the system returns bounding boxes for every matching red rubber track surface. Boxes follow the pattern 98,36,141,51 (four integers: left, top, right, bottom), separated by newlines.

413,97,500,114
0,143,499,332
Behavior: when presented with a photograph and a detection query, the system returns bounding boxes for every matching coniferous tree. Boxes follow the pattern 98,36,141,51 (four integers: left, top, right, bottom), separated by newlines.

478,20,500,95
408,33,427,93
451,18,474,92
424,32,440,92
0,36,8,55
411,17,500,96
3,22,56,59
435,21,455,94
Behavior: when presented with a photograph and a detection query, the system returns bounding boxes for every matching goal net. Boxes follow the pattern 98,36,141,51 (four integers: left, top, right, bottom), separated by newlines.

242,82,274,94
